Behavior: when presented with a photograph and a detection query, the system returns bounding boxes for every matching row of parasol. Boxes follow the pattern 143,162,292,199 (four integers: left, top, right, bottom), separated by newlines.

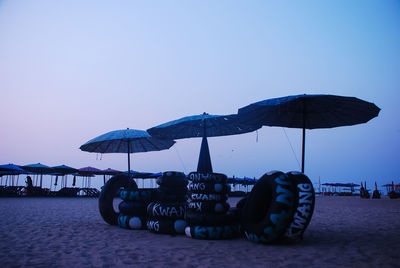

79,94,380,176
0,164,124,187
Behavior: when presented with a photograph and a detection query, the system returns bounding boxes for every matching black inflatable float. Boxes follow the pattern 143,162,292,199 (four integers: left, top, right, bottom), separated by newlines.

187,201,230,214
284,171,315,241
146,218,187,234
118,214,147,230
99,175,135,225
190,193,228,202
120,188,155,201
147,202,186,219
185,209,240,226
188,182,230,194
241,171,295,244
156,171,187,187
185,225,240,240
118,201,147,216
189,172,227,183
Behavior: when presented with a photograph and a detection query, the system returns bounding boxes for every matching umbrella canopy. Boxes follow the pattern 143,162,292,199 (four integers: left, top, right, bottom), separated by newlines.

124,170,155,178
52,165,78,175
0,164,26,173
79,128,175,177
148,113,261,173
238,94,381,172
21,163,55,174
78,166,102,176
148,113,261,139
101,168,122,175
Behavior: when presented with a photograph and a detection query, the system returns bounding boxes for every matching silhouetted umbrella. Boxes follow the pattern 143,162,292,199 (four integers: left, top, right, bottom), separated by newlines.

100,168,123,185
79,128,175,178
52,165,78,175
0,164,26,174
238,94,381,172
148,113,261,173
21,163,55,174
78,166,102,176
21,163,55,188
101,168,122,175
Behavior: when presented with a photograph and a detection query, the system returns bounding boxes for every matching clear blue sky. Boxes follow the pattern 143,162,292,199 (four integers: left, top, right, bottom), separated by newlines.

1,0,399,189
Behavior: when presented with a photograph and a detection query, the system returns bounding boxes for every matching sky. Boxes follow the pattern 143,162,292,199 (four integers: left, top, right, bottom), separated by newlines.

1,0,399,190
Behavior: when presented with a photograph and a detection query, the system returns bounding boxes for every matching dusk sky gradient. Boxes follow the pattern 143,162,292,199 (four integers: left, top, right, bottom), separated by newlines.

1,0,399,189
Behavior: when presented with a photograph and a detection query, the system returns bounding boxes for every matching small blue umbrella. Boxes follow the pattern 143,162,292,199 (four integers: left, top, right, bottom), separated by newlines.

52,165,78,175
0,164,26,174
21,163,55,188
79,128,175,178
238,94,381,172
148,113,261,173
21,163,55,174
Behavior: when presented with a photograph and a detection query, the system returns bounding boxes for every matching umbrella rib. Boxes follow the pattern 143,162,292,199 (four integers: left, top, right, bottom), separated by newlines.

146,137,162,151
103,139,115,154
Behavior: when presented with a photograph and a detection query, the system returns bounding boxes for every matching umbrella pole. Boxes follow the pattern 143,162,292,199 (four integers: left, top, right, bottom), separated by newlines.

301,99,306,173
302,127,305,173
197,119,213,174
197,136,213,173
128,140,131,177
128,140,133,188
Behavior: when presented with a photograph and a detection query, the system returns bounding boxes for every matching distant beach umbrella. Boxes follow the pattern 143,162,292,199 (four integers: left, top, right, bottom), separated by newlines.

79,128,175,178
78,166,102,176
0,164,26,174
100,168,123,185
21,163,55,174
238,94,380,173
148,113,261,173
52,165,78,175
101,168,122,175
21,163,55,188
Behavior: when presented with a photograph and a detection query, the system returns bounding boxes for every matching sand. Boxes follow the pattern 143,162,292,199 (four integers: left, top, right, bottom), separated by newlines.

0,196,399,267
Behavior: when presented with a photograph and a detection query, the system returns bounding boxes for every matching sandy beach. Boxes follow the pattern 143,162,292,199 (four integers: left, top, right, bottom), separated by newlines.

0,196,399,267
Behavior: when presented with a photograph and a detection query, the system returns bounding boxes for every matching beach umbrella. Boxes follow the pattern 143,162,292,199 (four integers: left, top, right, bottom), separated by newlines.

21,163,55,174
101,168,122,175
78,166,102,176
52,165,78,175
51,165,78,189
238,94,380,172
0,164,27,177
79,128,175,178
75,170,97,188
21,163,55,187
147,113,261,173
100,168,122,184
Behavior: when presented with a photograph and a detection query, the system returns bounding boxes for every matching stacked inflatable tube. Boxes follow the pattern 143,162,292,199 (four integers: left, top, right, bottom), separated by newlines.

146,171,188,235
185,172,240,240
117,186,155,230
98,174,132,226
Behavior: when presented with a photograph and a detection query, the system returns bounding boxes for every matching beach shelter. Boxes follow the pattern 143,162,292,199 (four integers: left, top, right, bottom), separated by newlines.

100,168,122,184
238,94,380,172
79,128,175,178
0,164,26,173
52,165,78,174
147,113,261,173
77,167,101,188
0,164,27,186
52,165,78,189
21,163,55,188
